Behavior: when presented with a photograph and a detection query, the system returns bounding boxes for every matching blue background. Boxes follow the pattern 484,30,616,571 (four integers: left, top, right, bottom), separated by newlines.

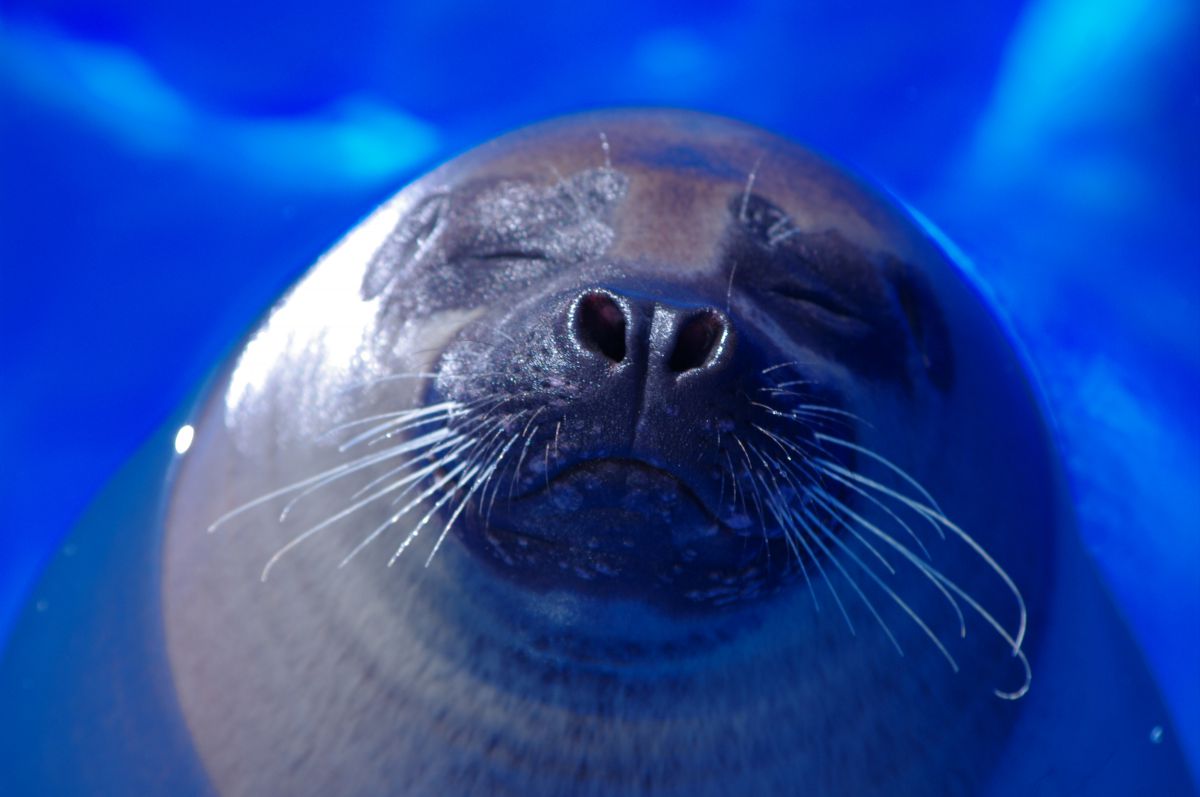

2,0,1197,776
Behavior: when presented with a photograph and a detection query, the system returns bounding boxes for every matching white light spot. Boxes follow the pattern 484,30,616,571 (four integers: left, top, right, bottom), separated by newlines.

174,424,195,454
1150,725,1164,744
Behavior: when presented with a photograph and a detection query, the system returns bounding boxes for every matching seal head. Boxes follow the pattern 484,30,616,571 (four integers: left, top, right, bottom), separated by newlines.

163,111,1053,795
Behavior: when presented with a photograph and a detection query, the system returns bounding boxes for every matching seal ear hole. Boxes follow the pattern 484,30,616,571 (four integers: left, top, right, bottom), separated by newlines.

576,292,627,362
669,311,723,373
886,258,955,392
361,193,449,300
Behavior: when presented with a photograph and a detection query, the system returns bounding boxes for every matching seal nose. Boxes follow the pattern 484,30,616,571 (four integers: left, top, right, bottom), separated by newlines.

664,309,728,374
573,290,628,363
571,288,733,376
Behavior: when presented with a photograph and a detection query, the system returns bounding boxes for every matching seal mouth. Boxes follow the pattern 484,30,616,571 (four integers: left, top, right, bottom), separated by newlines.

509,456,724,531
493,457,723,550
458,455,803,609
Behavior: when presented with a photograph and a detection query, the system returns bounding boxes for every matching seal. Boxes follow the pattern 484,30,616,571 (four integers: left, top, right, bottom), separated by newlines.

1,110,1193,796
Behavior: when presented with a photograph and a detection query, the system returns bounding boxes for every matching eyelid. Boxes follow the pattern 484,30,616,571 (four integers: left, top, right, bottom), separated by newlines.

772,283,856,317
469,249,551,262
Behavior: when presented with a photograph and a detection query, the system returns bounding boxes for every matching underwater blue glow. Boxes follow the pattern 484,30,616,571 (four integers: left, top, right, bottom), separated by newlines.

1,26,438,188
1,0,1196,779
633,29,719,102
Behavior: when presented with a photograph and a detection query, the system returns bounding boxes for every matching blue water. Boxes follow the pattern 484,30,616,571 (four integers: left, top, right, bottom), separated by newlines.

1,0,1197,777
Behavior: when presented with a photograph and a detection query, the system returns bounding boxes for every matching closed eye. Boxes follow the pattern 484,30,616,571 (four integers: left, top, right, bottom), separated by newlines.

469,249,551,263
770,283,865,325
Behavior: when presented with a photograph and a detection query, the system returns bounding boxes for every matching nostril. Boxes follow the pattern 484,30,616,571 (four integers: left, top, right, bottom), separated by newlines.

576,292,627,362
669,311,724,373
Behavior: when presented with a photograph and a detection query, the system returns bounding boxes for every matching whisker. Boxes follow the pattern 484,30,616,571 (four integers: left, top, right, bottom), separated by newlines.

727,155,763,313
722,447,742,517
208,428,458,533
426,427,525,567
275,426,462,520
385,461,480,566
794,505,883,642
472,410,530,523
336,395,514,451
508,413,546,501
482,413,531,524
803,500,953,666
317,400,456,442
715,432,729,519
809,450,943,543
761,361,806,376
743,446,822,613
801,484,960,672
333,372,439,395
336,441,480,569
348,431,470,502
811,457,1026,652
807,472,967,639
484,434,520,527
808,487,896,575
262,442,469,580
733,436,769,552
380,435,483,514
749,400,864,430
390,419,514,566
814,432,946,517
812,464,934,561
746,443,863,627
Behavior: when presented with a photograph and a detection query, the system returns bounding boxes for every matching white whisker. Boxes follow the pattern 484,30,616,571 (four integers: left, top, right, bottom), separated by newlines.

761,361,806,375
813,464,934,561
815,432,946,516
427,427,525,567
317,401,454,442
333,372,439,395
746,444,859,627
262,443,468,581
208,428,457,533
808,473,967,637
278,427,458,521
385,462,479,566
508,415,545,500
812,457,1026,653
743,445,821,612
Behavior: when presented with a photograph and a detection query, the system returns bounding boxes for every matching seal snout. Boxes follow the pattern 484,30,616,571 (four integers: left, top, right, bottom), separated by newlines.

432,278,828,607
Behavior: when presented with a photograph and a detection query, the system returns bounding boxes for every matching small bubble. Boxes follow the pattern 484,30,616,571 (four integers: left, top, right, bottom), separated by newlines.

1150,725,1164,744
